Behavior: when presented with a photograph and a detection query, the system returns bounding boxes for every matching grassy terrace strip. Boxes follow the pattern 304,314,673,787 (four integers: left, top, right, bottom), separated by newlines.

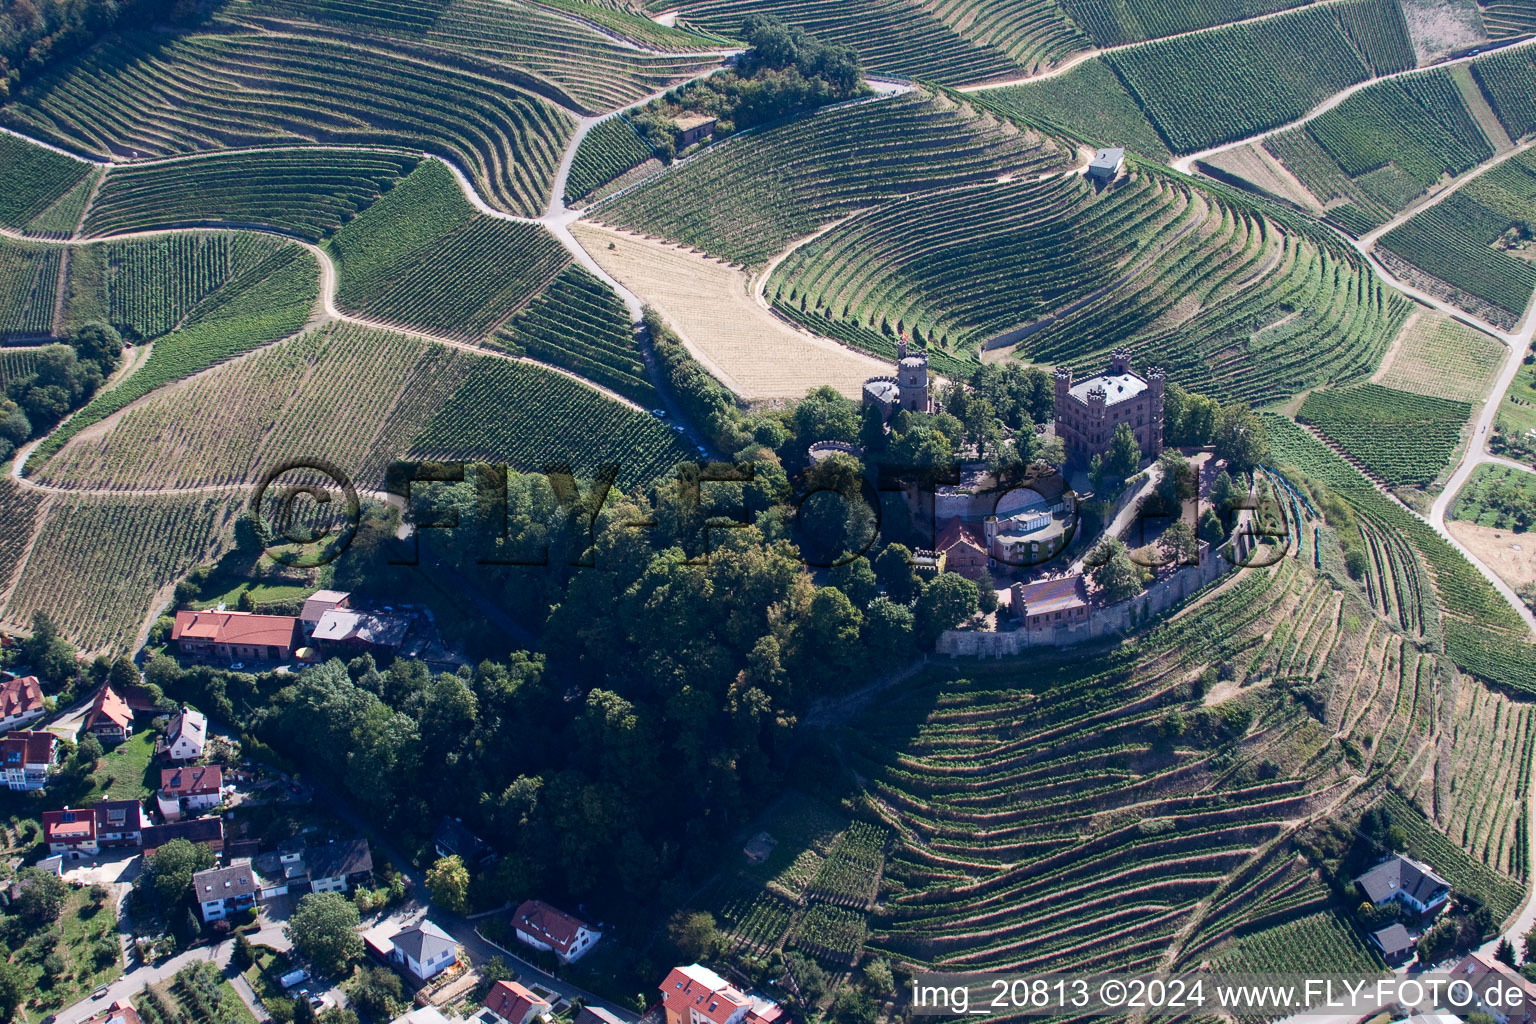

326,162,571,341
227,0,727,114
969,60,1170,160
1297,384,1473,486
594,89,1072,269
408,357,692,489
37,324,478,492
565,117,657,203
1103,0,1417,153
649,0,1034,84
0,133,96,238
0,31,575,218
1471,45,1536,140
1263,415,1536,694
496,265,657,405
0,239,65,337
1262,71,1493,232
2,491,243,654
1377,151,1536,328
83,151,421,242
767,167,1407,402
27,244,320,470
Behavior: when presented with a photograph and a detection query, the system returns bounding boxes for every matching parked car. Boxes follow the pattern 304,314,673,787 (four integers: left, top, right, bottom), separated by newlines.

93,988,109,1000
280,969,310,990
651,408,667,418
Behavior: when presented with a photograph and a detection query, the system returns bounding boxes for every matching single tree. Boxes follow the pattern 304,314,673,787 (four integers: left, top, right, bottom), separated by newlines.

286,891,363,977
915,572,979,644
1090,539,1147,603
425,855,471,914
1106,423,1141,480
667,910,720,961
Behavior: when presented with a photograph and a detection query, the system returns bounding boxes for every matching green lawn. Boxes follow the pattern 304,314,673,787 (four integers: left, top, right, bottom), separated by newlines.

12,887,123,1023
88,730,159,802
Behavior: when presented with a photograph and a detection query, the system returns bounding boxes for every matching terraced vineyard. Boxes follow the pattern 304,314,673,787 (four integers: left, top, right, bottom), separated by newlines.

327,162,571,341
1057,0,1315,46
1264,415,1536,696
651,0,1033,84
595,89,1072,268
1103,0,1417,153
1480,1,1536,40
1297,384,1472,486
1262,71,1493,233
0,133,97,238
0,239,65,338
230,0,728,114
767,167,1408,403
36,324,477,493
0,30,575,217
1377,150,1536,329
564,117,657,204
1,491,244,654
83,151,421,242
29,243,321,469
409,358,692,489
970,60,1171,160
838,565,1361,974
497,266,656,405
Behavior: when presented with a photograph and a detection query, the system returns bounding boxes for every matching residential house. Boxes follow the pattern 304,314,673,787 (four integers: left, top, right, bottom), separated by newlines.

659,965,783,1024
300,590,350,631
42,806,99,856
389,920,457,981
94,800,146,847
1355,854,1451,916
140,817,224,853
434,817,495,866
158,765,223,821
163,707,208,761
1451,952,1536,1024
0,676,45,733
172,610,301,663
1370,922,1417,965
84,1001,143,1024
934,519,989,581
312,609,409,655
513,899,601,964
480,981,552,1024
304,839,373,893
193,864,259,921
0,730,55,790
84,685,134,744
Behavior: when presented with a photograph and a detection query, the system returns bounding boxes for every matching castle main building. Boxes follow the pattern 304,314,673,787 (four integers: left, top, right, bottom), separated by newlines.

1053,349,1164,466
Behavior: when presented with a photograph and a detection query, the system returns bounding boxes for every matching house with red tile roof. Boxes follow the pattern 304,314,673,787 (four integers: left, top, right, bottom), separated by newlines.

935,519,988,581
1451,951,1536,1024
1010,576,1090,629
512,899,601,964
84,685,133,744
158,765,223,821
43,806,99,856
480,981,552,1024
172,610,300,663
0,676,45,733
0,730,56,790
659,965,783,1024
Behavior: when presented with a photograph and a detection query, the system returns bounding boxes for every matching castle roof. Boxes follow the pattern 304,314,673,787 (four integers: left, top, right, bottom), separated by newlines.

1069,372,1147,406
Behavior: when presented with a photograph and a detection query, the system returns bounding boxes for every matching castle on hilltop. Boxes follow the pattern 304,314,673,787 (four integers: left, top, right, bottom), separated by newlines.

1053,349,1164,466
862,334,934,421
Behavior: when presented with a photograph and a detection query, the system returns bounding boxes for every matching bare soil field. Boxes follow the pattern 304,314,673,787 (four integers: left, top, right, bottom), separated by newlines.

1447,518,1536,589
571,221,888,400
1201,143,1324,213
1401,0,1488,63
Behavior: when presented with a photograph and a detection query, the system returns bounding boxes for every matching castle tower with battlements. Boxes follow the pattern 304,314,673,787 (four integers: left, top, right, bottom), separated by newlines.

863,332,934,422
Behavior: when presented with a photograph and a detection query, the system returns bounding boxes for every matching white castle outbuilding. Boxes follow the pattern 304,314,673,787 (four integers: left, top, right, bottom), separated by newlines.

862,334,934,421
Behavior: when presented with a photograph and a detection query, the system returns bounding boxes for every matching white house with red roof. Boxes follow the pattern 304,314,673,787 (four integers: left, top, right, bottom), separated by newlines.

84,685,134,744
659,965,783,1024
163,707,207,761
158,765,223,821
479,980,552,1024
0,676,45,733
43,806,100,856
0,730,56,790
512,899,601,964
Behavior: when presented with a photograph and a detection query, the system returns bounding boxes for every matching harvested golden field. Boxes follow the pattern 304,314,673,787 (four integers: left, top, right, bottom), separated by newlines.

571,222,889,401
